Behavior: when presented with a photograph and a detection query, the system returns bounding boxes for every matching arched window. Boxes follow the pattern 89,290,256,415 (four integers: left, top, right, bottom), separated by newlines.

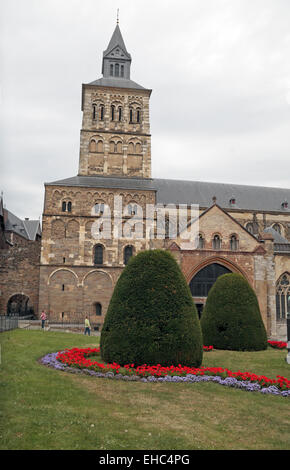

94,244,104,265
124,245,133,265
92,104,97,120
273,223,281,234
97,140,103,153
118,107,122,121
115,63,119,77
276,273,290,320
129,108,133,123
67,201,72,213
246,222,254,234
111,105,115,121
95,302,102,316
230,235,238,251
135,142,142,154
94,203,105,215
109,141,115,153
198,234,204,249
189,263,232,298
120,65,124,77
62,201,67,212
128,142,134,154
110,64,114,76
89,139,97,152
128,203,138,215
100,105,104,120
212,235,221,250
116,141,122,153
136,108,141,123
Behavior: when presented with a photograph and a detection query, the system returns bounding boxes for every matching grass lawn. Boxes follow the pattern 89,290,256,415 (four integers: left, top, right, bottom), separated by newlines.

0,329,289,450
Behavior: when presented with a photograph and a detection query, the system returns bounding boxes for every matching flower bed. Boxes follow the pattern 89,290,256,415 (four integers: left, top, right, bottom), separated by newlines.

268,340,287,350
40,346,290,397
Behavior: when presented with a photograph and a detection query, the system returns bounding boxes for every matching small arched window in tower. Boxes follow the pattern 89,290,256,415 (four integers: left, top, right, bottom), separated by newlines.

230,234,238,251
111,105,115,121
115,63,119,77
94,244,104,265
92,104,97,120
212,235,221,250
62,201,67,212
128,142,134,154
67,201,72,213
198,233,205,249
129,108,133,123
100,105,104,120
89,139,97,152
135,142,142,154
116,141,122,153
136,108,141,123
118,106,122,122
128,203,138,216
273,223,281,234
95,302,102,316
97,140,103,153
124,245,133,265
110,64,114,76
120,65,124,77
94,202,105,215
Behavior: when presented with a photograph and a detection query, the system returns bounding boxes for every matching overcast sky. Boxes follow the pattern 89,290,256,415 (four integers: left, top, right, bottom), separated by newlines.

1,0,290,220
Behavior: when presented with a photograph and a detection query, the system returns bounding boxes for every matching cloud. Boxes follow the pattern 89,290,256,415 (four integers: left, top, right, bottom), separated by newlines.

1,0,290,219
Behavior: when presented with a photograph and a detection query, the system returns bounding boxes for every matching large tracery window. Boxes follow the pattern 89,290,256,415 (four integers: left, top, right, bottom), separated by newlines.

276,273,290,320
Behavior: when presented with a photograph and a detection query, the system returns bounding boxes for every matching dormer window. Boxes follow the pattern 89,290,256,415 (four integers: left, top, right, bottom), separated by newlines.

229,197,236,206
281,200,288,209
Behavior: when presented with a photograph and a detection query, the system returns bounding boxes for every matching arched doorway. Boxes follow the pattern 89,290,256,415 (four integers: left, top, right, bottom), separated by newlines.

189,263,232,318
7,294,32,316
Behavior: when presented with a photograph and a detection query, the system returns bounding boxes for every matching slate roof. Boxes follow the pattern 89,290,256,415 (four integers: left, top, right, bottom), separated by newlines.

4,209,41,241
88,77,148,91
103,24,131,59
46,175,290,213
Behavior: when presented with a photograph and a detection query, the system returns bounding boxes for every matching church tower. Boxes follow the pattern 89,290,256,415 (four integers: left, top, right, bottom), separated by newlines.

78,22,152,178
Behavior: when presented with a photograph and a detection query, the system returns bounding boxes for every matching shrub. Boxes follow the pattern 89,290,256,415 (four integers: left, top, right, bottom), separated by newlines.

100,249,203,367
200,272,268,351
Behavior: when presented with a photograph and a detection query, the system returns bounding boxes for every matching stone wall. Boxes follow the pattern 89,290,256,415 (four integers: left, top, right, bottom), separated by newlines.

0,233,41,316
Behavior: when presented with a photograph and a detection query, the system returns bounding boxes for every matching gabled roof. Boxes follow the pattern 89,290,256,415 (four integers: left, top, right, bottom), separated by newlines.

103,24,131,59
4,209,41,241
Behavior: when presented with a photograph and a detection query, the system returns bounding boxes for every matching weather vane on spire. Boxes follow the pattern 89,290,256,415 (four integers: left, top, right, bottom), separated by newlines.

117,8,119,24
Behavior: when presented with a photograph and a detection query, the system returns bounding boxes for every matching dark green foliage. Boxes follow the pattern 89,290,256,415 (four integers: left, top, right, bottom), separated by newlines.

201,273,268,351
100,250,203,367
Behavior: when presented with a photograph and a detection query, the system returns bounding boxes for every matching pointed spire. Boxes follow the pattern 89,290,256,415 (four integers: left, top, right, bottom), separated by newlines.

102,21,132,78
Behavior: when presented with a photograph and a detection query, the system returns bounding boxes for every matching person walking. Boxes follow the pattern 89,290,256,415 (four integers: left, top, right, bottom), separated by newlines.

84,316,91,336
40,310,47,330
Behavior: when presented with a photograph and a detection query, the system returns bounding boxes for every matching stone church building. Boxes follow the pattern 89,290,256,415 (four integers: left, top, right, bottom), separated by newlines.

36,23,290,339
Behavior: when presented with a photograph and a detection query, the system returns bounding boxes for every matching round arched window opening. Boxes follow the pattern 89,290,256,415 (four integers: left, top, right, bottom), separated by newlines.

189,263,232,298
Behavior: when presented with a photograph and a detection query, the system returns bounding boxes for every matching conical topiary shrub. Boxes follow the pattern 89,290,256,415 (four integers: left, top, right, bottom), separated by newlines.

100,249,203,367
200,272,268,351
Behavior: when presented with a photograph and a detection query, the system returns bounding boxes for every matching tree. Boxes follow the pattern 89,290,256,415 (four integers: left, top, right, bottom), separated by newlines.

100,249,203,366
201,272,268,351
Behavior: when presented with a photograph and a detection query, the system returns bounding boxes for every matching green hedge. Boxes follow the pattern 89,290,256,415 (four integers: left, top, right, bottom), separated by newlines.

100,249,203,366
201,272,268,351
